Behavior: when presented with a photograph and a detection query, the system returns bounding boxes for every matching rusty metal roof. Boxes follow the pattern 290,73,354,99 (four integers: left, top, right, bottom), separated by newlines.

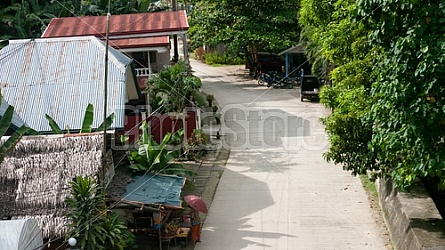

108,36,169,49
42,11,188,39
0,36,141,133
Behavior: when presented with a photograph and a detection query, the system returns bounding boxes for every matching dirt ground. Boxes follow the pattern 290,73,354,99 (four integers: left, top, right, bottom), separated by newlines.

361,182,393,250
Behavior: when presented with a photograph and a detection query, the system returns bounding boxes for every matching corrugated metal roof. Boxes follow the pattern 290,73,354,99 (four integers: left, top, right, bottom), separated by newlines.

0,36,141,133
108,36,169,49
42,11,188,38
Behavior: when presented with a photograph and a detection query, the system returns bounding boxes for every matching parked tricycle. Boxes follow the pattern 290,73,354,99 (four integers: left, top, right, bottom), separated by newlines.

300,75,320,102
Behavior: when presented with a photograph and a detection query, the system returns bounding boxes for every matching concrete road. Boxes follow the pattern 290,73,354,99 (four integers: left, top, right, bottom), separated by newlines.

190,60,390,250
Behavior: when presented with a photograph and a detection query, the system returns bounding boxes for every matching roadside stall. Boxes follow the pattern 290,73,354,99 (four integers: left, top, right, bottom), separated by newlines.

113,173,189,249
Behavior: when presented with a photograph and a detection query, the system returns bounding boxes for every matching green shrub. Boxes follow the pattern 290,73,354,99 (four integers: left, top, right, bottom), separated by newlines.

204,52,244,65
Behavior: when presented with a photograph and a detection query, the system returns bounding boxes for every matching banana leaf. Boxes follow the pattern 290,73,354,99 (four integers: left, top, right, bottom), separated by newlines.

44,114,62,134
139,121,152,145
80,103,94,133
0,125,30,163
128,163,146,172
96,113,115,132
0,105,14,137
170,128,184,145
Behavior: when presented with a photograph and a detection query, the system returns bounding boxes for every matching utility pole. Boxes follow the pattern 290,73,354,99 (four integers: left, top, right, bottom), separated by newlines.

172,0,179,62
102,0,111,189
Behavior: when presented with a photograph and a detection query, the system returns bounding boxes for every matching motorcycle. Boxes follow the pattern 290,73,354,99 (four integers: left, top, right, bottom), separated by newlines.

272,76,294,89
257,71,278,87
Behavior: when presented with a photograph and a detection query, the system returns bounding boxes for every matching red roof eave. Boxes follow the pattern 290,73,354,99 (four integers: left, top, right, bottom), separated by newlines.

42,11,189,38
107,36,170,49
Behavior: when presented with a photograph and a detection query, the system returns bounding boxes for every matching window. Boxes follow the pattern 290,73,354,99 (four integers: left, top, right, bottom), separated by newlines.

130,51,157,68
132,52,148,68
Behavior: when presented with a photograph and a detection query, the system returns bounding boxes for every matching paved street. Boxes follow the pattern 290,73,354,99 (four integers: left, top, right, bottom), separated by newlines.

190,59,390,250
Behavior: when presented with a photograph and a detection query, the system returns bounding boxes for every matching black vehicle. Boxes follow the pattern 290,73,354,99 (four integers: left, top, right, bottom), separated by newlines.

257,71,278,86
272,76,294,89
300,75,320,102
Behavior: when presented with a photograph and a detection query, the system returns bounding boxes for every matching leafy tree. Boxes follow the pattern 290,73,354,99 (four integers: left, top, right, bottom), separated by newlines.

301,0,445,190
299,0,377,175
66,176,136,250
0,0,58,40
357,0,445,189
128,121,196,176
0,0,153,41
188,0,300,72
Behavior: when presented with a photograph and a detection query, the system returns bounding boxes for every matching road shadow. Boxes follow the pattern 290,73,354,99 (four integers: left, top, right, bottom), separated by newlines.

221,107,326,151
196,168,297,249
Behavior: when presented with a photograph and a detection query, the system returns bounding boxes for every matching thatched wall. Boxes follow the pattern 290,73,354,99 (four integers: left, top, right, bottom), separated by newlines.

0,134,104,239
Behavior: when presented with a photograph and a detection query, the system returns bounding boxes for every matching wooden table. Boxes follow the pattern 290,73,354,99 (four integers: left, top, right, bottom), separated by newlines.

174,227,191,246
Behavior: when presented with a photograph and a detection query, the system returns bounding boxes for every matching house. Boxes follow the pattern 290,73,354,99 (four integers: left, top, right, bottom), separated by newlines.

41,10,190,90
278,44,312,77
41,11,199,143
0,36,141,133
0,133,109,243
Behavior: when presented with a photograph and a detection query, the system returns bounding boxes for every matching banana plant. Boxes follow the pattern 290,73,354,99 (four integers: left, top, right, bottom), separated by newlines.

45,103,115,134
128,121,195,176
0,93,31,164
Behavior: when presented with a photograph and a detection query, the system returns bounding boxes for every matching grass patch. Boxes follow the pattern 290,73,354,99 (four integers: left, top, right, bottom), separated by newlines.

208,63,229,67
360,174,378,200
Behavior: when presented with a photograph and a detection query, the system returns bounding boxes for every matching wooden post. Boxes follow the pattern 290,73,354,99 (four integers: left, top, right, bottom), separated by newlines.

172,0,179,62
102,0,111,188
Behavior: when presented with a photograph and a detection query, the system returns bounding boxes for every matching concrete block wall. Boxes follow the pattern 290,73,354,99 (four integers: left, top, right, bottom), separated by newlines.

377,178,445,250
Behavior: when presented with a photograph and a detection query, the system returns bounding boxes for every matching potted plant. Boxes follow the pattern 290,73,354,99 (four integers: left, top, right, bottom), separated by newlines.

206,95,215,107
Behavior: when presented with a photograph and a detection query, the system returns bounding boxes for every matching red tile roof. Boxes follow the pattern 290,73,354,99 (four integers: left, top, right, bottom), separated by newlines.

108,36,169,49
42,11,188,38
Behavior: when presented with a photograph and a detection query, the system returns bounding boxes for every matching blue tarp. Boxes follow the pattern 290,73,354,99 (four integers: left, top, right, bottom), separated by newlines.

122,174,185,207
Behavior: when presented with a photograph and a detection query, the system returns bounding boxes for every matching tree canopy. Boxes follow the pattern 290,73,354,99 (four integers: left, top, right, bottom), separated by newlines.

359,0,445,189
300,0,445,190
0,0,154,42
188,0,301,60
300,0,377,176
